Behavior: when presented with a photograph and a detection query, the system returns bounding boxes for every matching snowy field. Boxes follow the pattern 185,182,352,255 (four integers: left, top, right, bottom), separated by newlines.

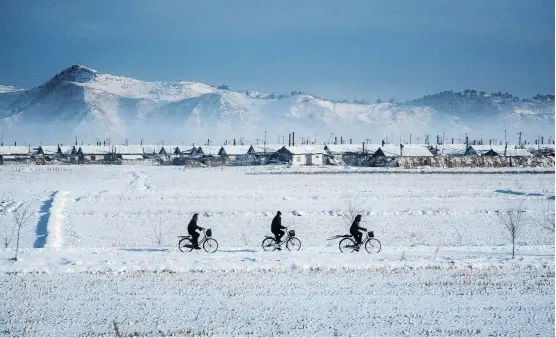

0,165,554,336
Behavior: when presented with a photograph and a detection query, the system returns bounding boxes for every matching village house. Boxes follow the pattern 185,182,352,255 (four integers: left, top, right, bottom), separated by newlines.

0,146,31,165
196,145,222,157
218,145,257,165
76,146,113,164
465,145,531,157
377,144,434,157
429,144,468,156
273,146,324,166
113,145,146,164
324,143,381,165
252,144,285,164
525,144,555,157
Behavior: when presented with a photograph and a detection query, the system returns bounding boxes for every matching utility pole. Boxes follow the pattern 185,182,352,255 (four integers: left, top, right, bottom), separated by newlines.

517,132,522,146
409,133,412,145
504,129,507,144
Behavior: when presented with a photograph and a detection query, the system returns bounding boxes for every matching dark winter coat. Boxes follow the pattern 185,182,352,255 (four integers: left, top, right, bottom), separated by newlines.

188,218,201,235
271,215,286,233
350,218,367,234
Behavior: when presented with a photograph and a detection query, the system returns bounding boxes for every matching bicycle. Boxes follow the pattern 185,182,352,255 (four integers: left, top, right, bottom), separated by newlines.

337,231,381,253
261,228,301,251
178,228,219,253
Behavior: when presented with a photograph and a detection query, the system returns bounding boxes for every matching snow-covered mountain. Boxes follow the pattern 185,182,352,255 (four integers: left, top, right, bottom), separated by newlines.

0,65,553,145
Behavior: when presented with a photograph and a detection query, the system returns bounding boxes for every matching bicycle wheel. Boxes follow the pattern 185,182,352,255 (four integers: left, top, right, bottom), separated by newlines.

179,238,193,253
203,238,219,253
365,238,381,254
262,237,276,251
286,237,301,251
339,238,356,253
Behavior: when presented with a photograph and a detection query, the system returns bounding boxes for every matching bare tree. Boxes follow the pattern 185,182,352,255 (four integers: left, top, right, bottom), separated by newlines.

12,202,34,260
2,221,15,249
151,222,176,247
498,199,526,259
538,201,555,233
1,199,17,248
341,192,364,228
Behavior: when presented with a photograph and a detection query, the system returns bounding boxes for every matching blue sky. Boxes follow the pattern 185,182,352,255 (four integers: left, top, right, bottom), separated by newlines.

0,0,553,100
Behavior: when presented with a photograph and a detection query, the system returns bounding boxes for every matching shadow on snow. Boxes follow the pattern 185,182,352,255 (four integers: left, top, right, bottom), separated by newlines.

119,248,169,253
33,191,57,249
495,189,554,199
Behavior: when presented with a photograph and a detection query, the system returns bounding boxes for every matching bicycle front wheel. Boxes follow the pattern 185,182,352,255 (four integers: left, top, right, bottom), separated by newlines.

365,238,381,254
339,238,356,253
262,237,276,251
203,238,219,253
179,238,193,253
286,237,301,251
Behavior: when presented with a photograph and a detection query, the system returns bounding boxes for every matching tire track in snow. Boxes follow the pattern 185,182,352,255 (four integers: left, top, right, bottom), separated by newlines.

128,171,150,191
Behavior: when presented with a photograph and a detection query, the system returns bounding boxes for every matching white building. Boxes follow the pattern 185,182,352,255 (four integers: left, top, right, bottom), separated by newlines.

275,146,324,166
0,146,31,165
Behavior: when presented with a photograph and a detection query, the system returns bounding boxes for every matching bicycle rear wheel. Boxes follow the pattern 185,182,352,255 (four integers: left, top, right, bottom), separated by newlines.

365,238,381,254
286,237,301,251
179,238,193,253
339,238,356,253
203,238,218,253
262,237,276,251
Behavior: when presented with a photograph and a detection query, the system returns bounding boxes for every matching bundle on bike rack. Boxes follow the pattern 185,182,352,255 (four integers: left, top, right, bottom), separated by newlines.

288,230,295,237
326,234,352,240
206,229,212,237
368,231,374,238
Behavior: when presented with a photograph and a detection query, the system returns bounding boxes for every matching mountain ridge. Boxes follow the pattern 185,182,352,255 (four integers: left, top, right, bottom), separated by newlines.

0,65,553,145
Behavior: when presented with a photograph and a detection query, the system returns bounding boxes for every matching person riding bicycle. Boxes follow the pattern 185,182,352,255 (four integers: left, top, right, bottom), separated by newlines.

350,214,367,251
188,213,203,249
271,211,286,250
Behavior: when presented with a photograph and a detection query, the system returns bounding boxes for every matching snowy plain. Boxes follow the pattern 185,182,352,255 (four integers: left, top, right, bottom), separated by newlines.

0,165,554,336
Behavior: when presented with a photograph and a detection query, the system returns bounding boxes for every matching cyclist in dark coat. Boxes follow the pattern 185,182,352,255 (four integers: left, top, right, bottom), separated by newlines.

271,211,286,245
350,214,367,249
188,213,203,249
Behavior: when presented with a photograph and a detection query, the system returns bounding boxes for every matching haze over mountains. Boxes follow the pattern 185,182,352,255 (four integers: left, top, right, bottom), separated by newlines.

0,65,553,145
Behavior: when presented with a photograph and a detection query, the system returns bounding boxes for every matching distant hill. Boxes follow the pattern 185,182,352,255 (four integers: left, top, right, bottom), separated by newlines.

0,65,553,145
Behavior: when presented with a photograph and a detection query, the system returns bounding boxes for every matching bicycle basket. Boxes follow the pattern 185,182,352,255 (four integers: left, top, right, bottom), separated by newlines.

367,231,374,238
206,229,212,237
288,229,295,237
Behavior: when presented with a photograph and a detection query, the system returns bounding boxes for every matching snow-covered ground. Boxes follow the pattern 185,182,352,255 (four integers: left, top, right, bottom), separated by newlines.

0,166,554,336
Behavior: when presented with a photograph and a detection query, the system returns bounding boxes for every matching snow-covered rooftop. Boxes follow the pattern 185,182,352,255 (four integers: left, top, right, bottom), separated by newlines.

40,146,61,155
113,145,144,155
325,144,381,154
198,145,222,156
379,144,433,157
219,145,253,156
0,146,29,155
78,146,112,155
284,146,325,155
252,144,284,154
436,144,468,156
468,145,523,156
